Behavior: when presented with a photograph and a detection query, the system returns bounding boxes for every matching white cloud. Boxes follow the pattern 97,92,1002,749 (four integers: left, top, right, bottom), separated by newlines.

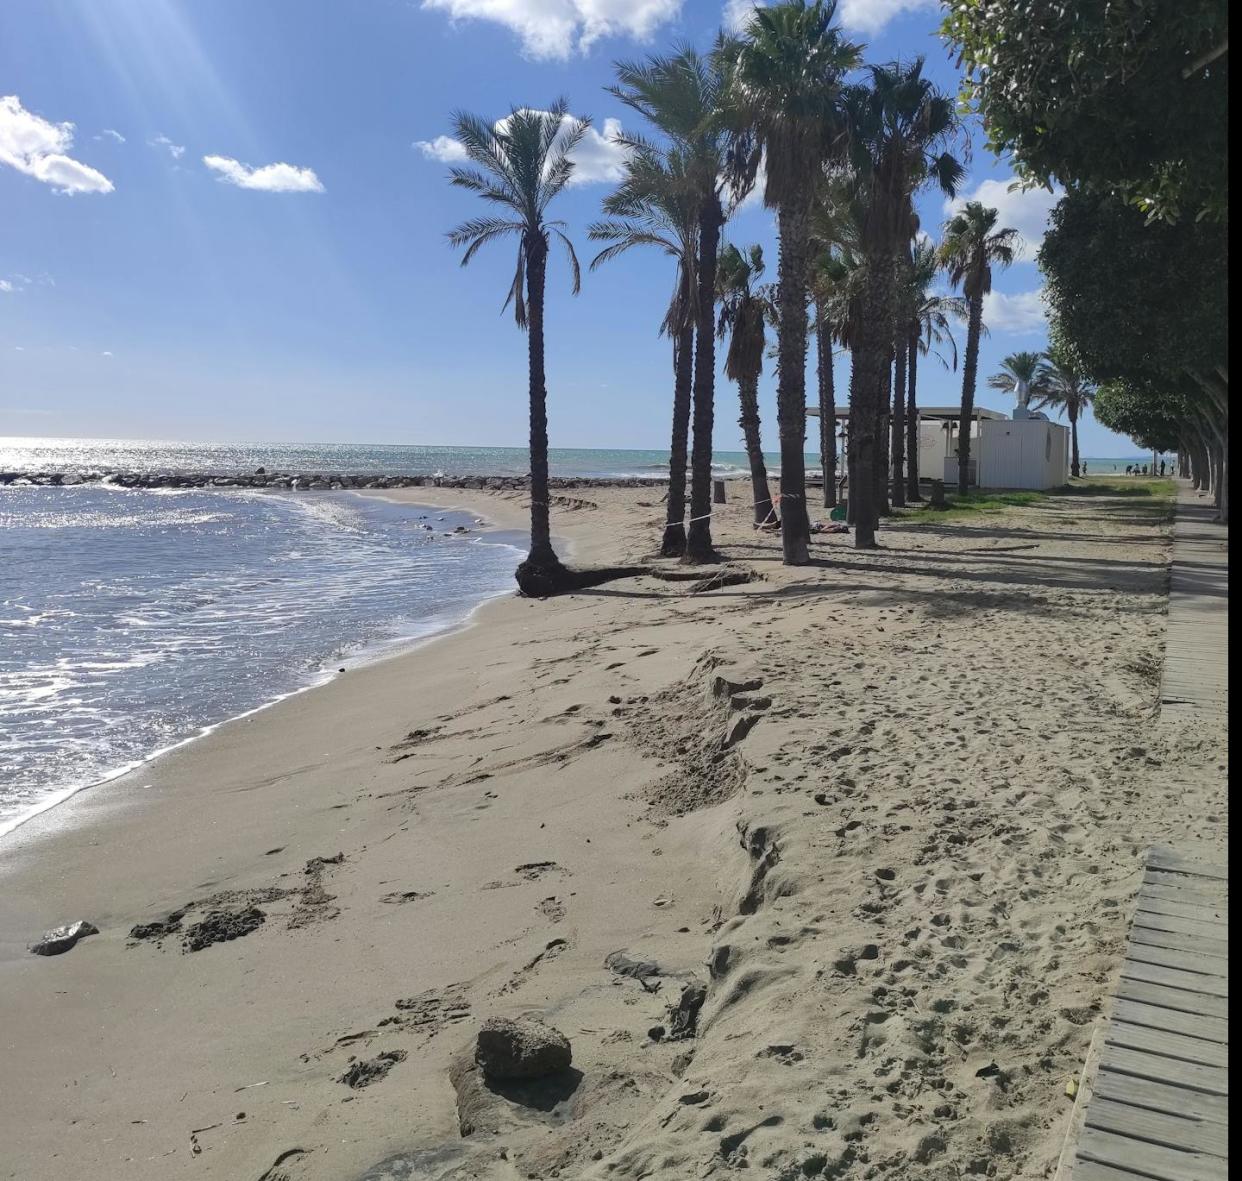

101,350,114,357
421,0,682,60
419,112,629,186
982,289,1047,334
98,128,126,144
946,176,1063,259
723,0,764,32
838,0,937,33
149,133,185,159
203,155,325,193
0,279,14,293
0,95,115,195
415,135,469,163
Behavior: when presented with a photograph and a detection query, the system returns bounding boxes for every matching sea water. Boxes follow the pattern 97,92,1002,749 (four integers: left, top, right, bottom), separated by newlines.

0,484,524,837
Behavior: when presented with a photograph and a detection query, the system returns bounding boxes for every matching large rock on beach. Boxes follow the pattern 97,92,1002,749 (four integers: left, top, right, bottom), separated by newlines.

30,920,99,956
475,1016,572,1080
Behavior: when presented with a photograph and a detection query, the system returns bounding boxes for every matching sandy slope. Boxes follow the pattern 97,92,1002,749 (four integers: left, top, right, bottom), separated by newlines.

0,482,1225,1181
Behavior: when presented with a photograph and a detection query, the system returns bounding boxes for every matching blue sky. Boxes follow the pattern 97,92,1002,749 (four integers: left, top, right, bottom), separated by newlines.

1,0,1136,455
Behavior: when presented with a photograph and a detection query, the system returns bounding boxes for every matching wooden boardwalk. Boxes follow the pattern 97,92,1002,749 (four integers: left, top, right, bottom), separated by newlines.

1070,848,1228,1181
1061,483,1229,1181
1160,485,1228,720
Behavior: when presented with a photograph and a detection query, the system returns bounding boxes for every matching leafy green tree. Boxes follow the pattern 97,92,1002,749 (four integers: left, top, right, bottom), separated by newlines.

724,0,861,564
590,144,700,556
717,243,777,526
844,58,963,544
987,351,1048,413
1033,349,1095,477
942,0,1228,223
446,102,587,596
1040,187,1228,515
611,48,733,563
938,202,1019,495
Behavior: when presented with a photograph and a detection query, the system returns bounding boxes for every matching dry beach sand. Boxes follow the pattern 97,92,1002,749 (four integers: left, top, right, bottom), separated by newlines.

0,482,1226,1181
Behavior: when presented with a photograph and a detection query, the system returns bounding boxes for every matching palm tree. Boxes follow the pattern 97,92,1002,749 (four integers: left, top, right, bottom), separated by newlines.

842,58,962,546
939,201,1019,495
717,243,776,525
1034,348,1096,477
902,241,964,500
611,48,732,564
809,177,862,509
590,144,699,556
724,1,861,564
446,101,587,596
987,350,1047,413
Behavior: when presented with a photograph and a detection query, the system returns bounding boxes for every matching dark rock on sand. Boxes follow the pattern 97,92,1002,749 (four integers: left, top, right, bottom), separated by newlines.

182,907,265,952
338,1049,407,1089
475,1016,571,1081
666,980,707,1040
30,920,99,956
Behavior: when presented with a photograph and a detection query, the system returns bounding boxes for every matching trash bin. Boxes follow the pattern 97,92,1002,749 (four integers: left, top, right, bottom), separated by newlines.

712,478,727,504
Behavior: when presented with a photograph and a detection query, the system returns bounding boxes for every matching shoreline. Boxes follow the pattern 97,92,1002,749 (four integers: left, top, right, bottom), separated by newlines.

0,489,530,847
1,483,1223,1181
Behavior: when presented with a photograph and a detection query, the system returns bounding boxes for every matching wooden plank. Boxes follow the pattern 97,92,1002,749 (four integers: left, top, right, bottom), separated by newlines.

1072,1162,1167,1181
1124,943,1227,978
1130,926,1229,959
1143,867,1228,895
1147,851,1228,881
1084,1098,1228,1158
1092,1071,1230,1126
1141,874,1228,905
1106,1022,1229,1068
1137,880,1228,908
1099,1045,1228,1097
1115,979,1229,1020
1110,999,1228,1045
1133,912,1231,942
1135,893,1228,924
1122,960,1229,998
1077,1125,1228,1181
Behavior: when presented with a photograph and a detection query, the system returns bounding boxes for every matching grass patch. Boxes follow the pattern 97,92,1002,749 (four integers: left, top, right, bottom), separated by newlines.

893,476,1175,525
1047,476,1175,500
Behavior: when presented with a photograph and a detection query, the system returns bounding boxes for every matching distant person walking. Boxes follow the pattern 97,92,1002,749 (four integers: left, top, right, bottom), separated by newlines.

1125,465,1133,475
1082,461,1088,476
1159,460,1166,477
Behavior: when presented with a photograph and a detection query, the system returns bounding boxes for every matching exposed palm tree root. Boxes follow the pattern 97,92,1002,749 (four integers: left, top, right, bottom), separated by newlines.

514,559,647,599
646,564,762,593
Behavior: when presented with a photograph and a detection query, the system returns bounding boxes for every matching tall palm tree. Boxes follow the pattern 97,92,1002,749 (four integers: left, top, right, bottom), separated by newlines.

987,350,1047,413
809,176,862,508
590,144,699,556
842,58,963,547
939,201,1019,495
717,243,776,525
903,240,964,500
724,1,861,564
1034,348,1096,477
446,101,587,596
611,48,732,564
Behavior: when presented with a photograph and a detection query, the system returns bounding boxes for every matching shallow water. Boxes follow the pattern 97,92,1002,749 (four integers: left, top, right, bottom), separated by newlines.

0,485,524,836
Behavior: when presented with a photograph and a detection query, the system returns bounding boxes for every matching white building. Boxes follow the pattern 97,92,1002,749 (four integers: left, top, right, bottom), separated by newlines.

810,405,1071,492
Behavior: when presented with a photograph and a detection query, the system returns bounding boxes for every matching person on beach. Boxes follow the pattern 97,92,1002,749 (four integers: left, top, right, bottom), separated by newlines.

1082,461,1088,476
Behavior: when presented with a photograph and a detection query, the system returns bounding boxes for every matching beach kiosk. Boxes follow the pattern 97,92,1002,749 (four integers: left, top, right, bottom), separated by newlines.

808,404,1070,492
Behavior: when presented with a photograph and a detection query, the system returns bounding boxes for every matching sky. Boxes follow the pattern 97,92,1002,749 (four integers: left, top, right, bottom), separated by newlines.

1,0,1138,456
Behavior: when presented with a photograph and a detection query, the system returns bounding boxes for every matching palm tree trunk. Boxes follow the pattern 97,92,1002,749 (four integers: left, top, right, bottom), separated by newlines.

775,201,812,564
738,374,773,526
1069,405,1081,478
686,199,723,564
891,336,907,507
661,295,694,557
956,296,983,495
816,311,836,508
905,334,921,500
515,239,562,593
875,352,890,518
